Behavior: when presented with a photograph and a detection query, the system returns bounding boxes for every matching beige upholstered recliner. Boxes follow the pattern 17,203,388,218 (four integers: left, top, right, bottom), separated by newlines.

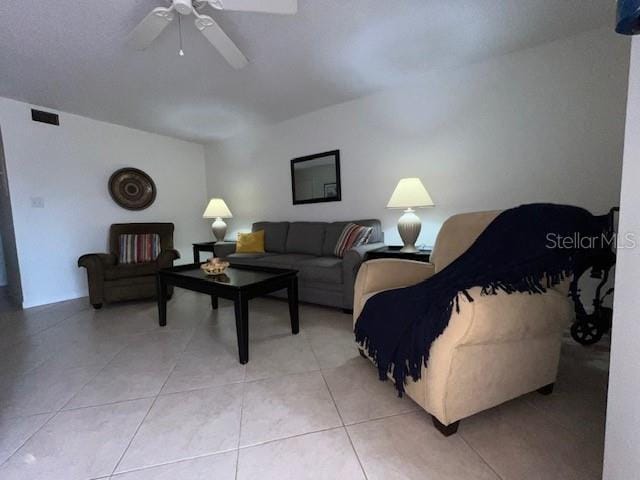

353,211,574,435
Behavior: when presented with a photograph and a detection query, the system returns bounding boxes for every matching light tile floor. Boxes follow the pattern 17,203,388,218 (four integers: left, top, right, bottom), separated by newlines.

0,290,609,479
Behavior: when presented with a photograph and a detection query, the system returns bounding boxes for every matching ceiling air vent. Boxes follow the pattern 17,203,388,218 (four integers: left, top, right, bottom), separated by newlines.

31,109,59,126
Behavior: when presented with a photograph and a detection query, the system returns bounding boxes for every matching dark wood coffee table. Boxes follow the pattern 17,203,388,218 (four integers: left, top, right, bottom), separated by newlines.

157,264,299,364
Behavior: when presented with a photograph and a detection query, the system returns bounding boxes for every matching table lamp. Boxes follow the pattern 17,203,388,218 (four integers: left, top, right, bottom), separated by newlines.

386,178,434,253
203,198,233,242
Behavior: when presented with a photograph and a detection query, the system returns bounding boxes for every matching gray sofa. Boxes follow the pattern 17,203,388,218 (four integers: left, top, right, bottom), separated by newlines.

214,220,384,311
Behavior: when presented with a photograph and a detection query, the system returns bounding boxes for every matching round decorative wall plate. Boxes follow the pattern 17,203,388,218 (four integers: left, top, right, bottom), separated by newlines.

108,168,157,211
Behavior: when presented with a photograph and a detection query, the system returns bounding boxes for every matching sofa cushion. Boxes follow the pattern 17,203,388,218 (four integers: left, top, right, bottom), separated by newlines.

285,222,326,256
298,257,343,284
322,219,383,256
257,254,315,269
322,222,348,256
252,222,289,253
236,230,265,253
226,252,274,266
104,262,158,280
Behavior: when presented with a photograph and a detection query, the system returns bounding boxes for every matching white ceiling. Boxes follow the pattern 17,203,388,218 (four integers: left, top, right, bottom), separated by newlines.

0,0,612,143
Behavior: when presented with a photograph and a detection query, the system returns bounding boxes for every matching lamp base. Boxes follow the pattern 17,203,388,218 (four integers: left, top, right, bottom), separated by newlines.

397,209,421,253
211,218,227,243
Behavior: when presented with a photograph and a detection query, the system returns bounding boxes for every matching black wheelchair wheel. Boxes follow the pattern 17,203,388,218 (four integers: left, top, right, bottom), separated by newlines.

571,319,604,346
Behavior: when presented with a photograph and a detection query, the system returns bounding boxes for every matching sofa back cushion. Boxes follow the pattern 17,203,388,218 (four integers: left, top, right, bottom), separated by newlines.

118,233,161,264
322,219,382,256
252,222,289,253
286,222,326,256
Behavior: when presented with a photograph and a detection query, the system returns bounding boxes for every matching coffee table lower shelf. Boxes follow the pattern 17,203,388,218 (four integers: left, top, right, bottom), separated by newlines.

156,264,299,364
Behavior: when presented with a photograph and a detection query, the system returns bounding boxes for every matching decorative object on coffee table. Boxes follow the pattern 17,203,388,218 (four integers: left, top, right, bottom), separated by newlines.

386,178,434,253
108,167,156,210
201,257,230,275
203,198,233,242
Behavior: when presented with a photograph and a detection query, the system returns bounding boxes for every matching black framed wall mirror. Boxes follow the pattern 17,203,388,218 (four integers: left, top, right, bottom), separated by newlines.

291,150,341,205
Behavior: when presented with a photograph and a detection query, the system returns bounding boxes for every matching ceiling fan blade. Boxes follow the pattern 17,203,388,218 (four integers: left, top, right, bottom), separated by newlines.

207,0,297,15
127,7,175,50
195,15,249,69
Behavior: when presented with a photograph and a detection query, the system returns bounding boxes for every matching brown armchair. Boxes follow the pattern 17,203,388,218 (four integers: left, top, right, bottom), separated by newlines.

78,223,180,309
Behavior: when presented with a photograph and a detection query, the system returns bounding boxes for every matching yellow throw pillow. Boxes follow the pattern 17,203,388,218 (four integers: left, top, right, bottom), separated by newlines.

236,230,265,253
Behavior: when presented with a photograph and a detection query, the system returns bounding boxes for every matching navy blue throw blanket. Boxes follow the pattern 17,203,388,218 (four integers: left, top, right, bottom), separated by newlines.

355,204,612,395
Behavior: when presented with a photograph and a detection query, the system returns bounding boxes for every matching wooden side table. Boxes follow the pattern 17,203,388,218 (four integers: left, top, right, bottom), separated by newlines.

192,241,237,263
365,246,432,263
192,242,216,263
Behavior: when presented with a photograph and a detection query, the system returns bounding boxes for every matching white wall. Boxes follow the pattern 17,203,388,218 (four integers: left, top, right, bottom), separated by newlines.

205,27,629,247
603,37,640,480
0,97,210,307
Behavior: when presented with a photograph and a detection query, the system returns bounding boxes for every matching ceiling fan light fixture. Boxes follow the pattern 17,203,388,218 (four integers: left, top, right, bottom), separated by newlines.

174,0,194,15
128,0,297,66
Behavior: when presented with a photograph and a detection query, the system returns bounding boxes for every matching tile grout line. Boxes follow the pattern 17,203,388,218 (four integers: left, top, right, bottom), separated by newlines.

109,322,201,476
1,299,276,472
319,369,370,480
103,420,413,479
0,321,136,470
59,314,201,412
5,301,93,348
458,432,506,480
108,449,239,477
237,424,350,451
0,302,137,469
57,341,133,412
310,327,370,480
234,357,249,480
111,308,242,478
58,394,159,413
521,391,604,440
3,300,400,475
0,411,56,469
0,303,94,376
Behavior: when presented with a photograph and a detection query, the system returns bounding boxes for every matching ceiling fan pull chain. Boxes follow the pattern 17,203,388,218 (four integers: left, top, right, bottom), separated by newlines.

178,14,185,56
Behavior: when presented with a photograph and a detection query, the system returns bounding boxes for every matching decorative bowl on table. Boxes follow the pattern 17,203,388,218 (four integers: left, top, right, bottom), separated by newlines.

201,258,230,276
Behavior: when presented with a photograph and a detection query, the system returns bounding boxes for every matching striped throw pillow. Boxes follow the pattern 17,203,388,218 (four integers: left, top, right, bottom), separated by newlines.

334,223,373,258
119,234,161,264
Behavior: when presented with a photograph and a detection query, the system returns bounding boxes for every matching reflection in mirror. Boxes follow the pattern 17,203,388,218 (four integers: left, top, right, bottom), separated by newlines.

291,150,341,205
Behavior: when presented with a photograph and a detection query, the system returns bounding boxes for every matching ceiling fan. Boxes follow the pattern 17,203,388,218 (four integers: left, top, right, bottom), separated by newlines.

127,0,297,69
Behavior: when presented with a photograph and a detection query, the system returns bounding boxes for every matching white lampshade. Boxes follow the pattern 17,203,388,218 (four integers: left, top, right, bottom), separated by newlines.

202,198,233,218
386,178,434,209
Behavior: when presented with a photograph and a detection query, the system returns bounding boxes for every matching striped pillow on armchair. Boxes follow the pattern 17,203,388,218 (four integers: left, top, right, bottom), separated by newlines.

119,233,161,264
